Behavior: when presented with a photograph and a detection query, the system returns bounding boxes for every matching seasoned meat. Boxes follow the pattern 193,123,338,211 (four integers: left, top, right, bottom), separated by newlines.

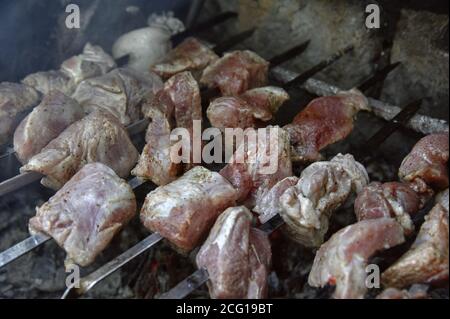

133,71,201,185
284,89,370,163
220,126,292,205
196,206,271,299
399,133,449,191
0,82,40,144
72,68,163,126
207,86,289,130
308,218,405,299
14,91,84,164
21,111,139,190
354,182,421,236
382,203,449,288
61,43,116,85
279,154,369,247
200,50,269,96
22,70,74,96
254,176,299,224
22,43,115,96
140,166,237,251
29,163,136,267
151,37,219,79
376,284,429,299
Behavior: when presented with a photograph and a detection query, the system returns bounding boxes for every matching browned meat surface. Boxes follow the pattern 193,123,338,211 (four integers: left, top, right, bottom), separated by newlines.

0,82,40,145
21,111,139,190
308,218,405,299
284,89,370,162
22,43,115,96
196,206,271,299
133,71,201,185
29,163,136,267
140,166,237,252
399,133,449,191
61,43,116,85
254,176,299,224
207,86,289,130
376,284,429,299
220,126,292,206
22,70,74,96
354,182,421,235
72,68,163,126
382,203,449,288
151,37,219,79
279,153,369,247
13,91,84,164
200,50,269,96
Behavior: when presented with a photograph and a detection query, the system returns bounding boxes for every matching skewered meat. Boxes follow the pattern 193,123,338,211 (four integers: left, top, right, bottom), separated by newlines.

133,71,201,185
382,203,449,288
61,43,116,85
399,133,449,192
207,86,289,130
354,182,421,236
22,43,115,95
254,176,299,224
0,82,40,144
279,153,369,247
22,71,74,96
140,166,237,252
29,163,136,267
72,68,163,126
200,50,269,96
21,111,139,190
220,126,292,205
308,218,405,299
196,206,271,299
151,37,219,80
284,89,370,162
13,91,84,164
376,284,428,299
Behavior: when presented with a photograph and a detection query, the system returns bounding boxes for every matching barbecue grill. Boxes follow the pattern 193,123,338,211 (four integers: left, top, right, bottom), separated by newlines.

0,0,448,299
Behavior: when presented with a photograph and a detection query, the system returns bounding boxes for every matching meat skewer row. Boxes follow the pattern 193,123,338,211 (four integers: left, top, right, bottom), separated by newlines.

308,133,449,299
158,106,433,299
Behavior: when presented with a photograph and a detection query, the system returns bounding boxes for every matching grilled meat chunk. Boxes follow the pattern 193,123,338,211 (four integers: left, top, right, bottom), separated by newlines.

22,43,115,95
72,68,163,126
382,203,449,288
21,111,139,190
151,37,219,79
22,70,74,96
133,71,201,185
284,89,370,163
308,218,405,299
29,163,136,267
61,43,116,85
207,86,289,130
14,91,84,164
140,166,237,251
279,154,369,247
399,133,449,191
196,206,271,299
220,126,292,205
0,82,40,145
200,50,269,96
355,182,421,236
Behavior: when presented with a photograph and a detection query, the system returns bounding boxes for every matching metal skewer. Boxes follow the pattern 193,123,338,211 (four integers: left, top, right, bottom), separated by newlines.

0,177,146,269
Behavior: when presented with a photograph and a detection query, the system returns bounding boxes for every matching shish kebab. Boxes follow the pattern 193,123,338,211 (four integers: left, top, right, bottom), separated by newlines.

0,10,238,154
59,65,404,298
0,39,317,267
0,36,310,196
160,128,448,299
